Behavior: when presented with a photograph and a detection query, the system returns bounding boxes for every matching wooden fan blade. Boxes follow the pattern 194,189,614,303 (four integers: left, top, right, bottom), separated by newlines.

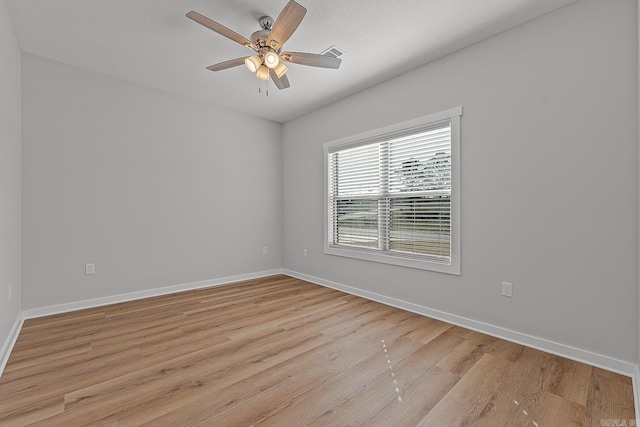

270,69,290,90
281,52,341,69
206,57,247,72
186,11,257,50
266,1,307,50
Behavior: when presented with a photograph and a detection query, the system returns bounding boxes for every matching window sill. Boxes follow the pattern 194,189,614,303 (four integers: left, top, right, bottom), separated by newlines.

325,245,460,275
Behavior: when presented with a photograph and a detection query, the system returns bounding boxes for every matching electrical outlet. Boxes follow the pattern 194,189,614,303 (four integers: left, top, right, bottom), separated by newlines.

501,282,513,298
85,263,95,275
263,247,268,255
8,284,11,301
303,249,308,258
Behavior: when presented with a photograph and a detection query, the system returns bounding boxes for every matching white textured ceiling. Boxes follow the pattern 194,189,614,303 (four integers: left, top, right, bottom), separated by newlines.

6,0,575,123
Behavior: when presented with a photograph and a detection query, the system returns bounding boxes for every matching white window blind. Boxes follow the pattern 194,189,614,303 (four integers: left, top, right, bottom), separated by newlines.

324,107,461,273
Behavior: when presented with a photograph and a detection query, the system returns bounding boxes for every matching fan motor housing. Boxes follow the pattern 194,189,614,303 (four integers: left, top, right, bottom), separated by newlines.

250,29,271,46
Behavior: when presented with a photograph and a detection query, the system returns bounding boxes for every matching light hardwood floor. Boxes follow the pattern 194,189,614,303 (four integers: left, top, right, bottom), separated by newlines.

0,275,635,426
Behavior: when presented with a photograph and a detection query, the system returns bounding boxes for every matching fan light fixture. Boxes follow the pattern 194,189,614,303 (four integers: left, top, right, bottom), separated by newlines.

264,50,280,69
256,64,270,80
246,50,286,80
274,62,288,78
245,55,262,73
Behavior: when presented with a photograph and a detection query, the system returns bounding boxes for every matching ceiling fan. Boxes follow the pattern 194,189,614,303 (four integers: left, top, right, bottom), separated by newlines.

186,0,341,90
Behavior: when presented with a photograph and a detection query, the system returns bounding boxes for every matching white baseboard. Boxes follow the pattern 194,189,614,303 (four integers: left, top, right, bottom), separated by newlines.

634,365,640,425
22,269,284,319
283,269,639,379
0,313,24,378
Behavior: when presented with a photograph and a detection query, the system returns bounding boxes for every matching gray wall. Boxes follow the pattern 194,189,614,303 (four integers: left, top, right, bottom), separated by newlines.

282,0,639,363
22,55,283,309
0,0,22,348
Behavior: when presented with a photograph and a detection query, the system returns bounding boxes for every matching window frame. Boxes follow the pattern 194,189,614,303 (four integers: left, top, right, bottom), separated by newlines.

323,107,462,275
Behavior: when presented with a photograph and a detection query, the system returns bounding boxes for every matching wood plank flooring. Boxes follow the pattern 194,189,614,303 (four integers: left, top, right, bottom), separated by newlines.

0,275,635,426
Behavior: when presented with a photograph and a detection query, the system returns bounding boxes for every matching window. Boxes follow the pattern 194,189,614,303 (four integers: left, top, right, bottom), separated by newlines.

324,107,461,274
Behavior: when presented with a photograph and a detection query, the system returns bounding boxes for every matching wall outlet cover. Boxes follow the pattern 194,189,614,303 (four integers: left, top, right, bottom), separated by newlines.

501,281,513,297
85,263,95,275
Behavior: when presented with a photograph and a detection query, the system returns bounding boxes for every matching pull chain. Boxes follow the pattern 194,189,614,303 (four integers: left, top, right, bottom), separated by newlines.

257,79,269,96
